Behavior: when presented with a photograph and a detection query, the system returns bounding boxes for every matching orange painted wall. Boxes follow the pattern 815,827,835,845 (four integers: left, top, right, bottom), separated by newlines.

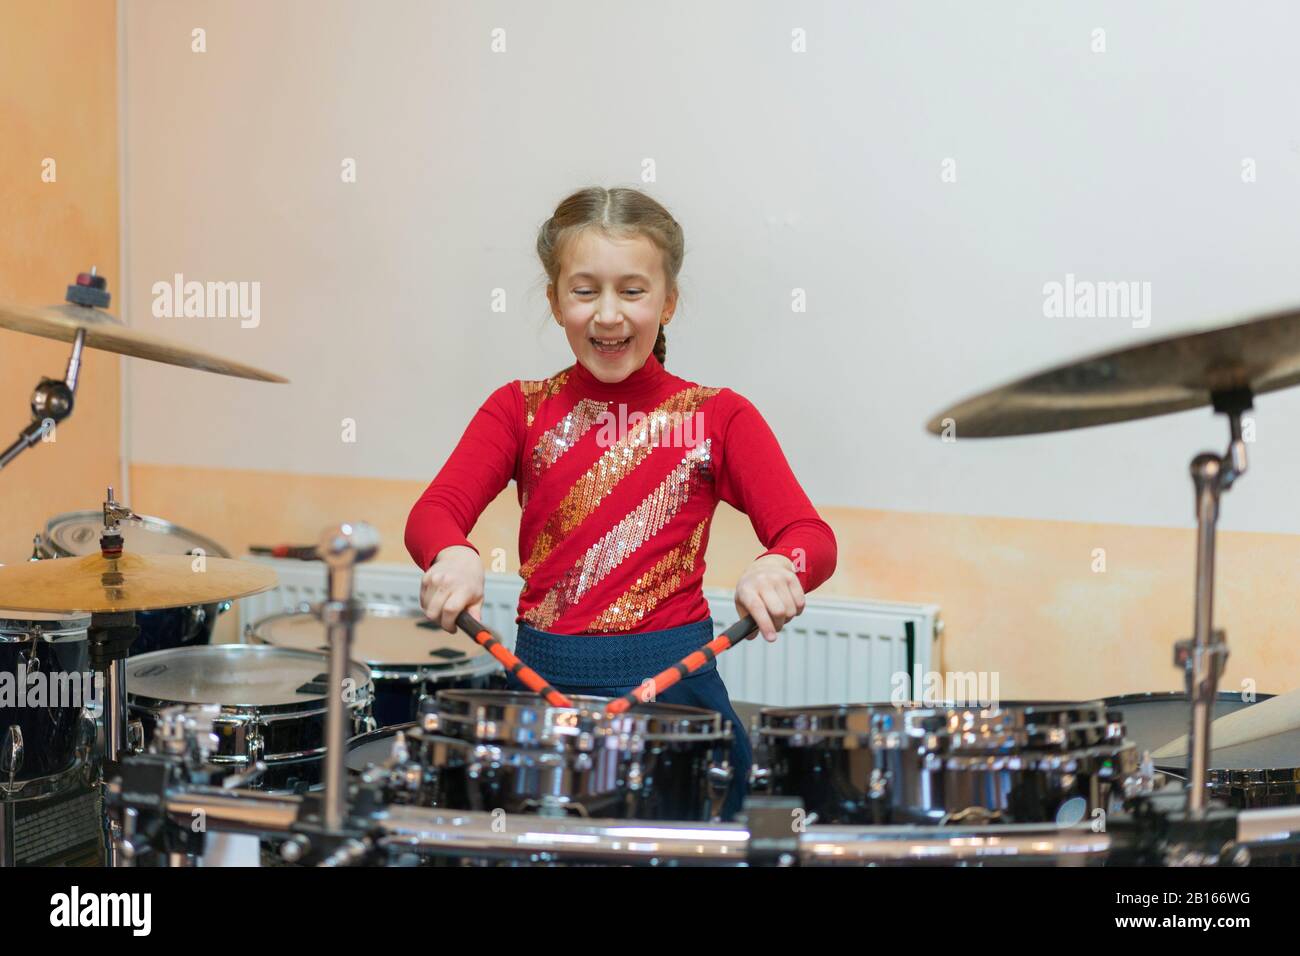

0,0,121,563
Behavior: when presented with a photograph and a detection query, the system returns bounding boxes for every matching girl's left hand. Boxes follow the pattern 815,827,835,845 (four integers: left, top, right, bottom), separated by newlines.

734,554,806,643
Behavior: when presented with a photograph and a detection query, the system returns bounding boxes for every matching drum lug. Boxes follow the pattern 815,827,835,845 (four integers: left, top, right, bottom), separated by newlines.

247,725,264,764
868,767,889,801
626,759,643,792
1,724,24,786
126,718,145,755
417,695,441,733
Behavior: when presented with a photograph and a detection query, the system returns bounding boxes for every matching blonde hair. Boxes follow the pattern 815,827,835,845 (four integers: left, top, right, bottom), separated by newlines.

537,186,684,366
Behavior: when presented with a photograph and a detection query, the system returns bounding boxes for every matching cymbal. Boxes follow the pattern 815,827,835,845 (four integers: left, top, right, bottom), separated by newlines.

0,300,288,383
926,306,1300,438
0,553,278,613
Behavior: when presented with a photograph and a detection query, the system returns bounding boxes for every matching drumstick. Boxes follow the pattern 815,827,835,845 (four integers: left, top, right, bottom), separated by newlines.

1151,685,1300,759
604,616,759,716
455,610,574,708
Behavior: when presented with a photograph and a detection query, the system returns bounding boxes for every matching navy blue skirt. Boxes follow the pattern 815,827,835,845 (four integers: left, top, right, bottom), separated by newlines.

510,618,752,821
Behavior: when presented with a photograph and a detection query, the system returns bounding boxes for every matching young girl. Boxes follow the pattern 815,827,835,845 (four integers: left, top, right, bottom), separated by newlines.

405,186,837,819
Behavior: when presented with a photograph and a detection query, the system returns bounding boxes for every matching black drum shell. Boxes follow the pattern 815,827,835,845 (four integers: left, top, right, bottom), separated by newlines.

369,669,505,730
131,604,222,656
0,627,90,781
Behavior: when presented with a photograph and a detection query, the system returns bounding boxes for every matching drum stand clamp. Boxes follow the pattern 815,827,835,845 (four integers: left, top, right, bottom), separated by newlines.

1106,789,1242,867
741,796,804,866
278,786,386,867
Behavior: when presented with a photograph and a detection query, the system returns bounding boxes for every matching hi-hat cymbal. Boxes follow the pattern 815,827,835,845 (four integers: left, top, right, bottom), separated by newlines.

0,300,288,383
0,553,278,613
926,306,1300,438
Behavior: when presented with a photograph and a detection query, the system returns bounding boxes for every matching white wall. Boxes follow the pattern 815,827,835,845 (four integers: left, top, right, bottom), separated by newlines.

123,0,1300,533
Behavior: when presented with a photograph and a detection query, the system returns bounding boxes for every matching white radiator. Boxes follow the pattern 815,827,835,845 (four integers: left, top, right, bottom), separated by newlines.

236,558,941,707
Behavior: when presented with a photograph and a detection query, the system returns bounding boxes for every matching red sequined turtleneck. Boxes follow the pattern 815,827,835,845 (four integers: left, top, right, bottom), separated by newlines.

405,353,837,635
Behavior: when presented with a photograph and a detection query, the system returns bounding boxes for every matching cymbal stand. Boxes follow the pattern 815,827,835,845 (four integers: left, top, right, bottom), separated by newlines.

92,486,142,864
0,268,110,471
1178,388,1250,816
0,326,85,471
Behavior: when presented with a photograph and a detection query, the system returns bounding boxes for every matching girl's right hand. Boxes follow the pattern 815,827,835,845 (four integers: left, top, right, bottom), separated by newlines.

420,545,485,633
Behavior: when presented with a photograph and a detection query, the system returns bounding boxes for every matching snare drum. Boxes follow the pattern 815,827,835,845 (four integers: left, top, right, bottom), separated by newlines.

757,700,1138,826
249,604,501,728
0,610,95,789
412,688,733,820
1104,691,1294,808
127,645,375,792
39,511,231,656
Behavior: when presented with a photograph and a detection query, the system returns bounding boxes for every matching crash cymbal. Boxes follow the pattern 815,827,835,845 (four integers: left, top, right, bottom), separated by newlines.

0,300,288,383
926,306,1300,437
0,552,278,613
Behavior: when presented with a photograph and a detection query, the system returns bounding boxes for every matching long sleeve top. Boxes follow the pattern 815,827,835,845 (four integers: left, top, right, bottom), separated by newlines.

405,352,837,635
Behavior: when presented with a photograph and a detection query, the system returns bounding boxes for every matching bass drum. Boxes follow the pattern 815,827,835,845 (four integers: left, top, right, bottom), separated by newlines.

1104,691,1293,808
39,511,231,656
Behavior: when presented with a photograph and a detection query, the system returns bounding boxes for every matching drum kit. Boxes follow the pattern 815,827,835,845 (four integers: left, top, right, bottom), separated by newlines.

6,272,1300,866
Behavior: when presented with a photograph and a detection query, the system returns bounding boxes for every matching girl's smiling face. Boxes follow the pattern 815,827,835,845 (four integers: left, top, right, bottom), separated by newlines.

548,228,677,383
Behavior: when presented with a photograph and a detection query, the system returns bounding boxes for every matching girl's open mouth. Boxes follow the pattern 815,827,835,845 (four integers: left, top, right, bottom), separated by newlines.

591,336,632,355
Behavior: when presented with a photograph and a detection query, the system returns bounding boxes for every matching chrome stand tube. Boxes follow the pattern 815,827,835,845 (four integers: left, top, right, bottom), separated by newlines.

317,523,379,833
1179,402,1247,816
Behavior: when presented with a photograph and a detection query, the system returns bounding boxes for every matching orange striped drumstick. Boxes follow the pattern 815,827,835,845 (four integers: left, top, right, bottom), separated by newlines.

605,617,758,715
456,611,574,708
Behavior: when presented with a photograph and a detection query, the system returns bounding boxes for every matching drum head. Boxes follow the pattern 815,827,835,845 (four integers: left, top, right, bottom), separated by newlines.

1105,691,1279,772
0,608,90,640
252,604,494,674
43,511,230,559
346,723,414,773
127,644,369,709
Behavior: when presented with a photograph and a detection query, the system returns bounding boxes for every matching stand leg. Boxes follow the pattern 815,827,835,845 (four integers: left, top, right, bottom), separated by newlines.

88,611,139,865
317,523,379,834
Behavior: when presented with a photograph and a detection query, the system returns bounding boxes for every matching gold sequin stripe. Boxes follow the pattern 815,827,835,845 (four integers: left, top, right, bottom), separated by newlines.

519,385,719,581
521,441,713,630
521,398,609,508
585,518,709,632
520,369,570,428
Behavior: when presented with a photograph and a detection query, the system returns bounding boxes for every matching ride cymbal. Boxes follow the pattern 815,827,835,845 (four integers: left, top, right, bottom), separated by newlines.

926,306,1300,437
